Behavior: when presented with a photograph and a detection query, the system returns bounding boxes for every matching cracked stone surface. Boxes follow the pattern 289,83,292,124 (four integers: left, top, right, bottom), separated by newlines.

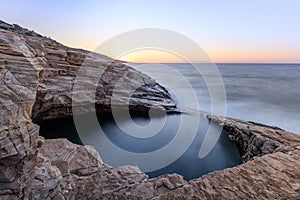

154,116,300,199
1,20,300,199
0,20,176,199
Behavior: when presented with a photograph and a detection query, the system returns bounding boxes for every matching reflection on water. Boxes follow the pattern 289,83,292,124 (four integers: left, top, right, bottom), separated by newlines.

39,112,242,180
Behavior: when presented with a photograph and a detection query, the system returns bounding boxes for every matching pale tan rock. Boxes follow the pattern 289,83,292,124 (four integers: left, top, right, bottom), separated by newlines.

154,152,300,200
39,138,104,176
0,27,42,198
40,139,186,200
27,154,64,200
153,116,300,199
0,20,175,199
1,20,300,200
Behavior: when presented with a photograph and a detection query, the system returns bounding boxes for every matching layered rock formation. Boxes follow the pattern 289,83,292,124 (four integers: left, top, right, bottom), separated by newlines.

1,20,300,199
36,119,300,199
39,139,187,199
0,25,43,199
0,20,175,199
154,117,300,199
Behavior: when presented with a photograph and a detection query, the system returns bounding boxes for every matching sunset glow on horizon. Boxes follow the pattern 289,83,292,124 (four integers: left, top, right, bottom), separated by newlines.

118,47,300,64
1,0,299,63
118,50,186,63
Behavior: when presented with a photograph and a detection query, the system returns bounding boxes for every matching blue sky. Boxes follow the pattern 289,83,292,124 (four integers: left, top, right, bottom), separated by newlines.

1,0,299,62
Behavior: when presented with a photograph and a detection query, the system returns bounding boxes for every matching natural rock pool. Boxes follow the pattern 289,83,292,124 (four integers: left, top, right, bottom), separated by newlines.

39,112,242,180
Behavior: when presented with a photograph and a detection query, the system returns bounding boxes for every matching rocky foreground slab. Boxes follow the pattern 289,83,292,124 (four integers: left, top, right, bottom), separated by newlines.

0,20,175,199
0,20,300,199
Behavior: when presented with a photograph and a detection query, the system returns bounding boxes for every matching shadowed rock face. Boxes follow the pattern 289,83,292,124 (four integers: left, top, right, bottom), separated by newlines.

17,30,174,122
0,20,175,199
1,20,300,199
30,41,176,122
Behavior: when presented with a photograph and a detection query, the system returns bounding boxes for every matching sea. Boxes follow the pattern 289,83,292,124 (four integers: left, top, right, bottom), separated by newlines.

39,63,300,180
130,63,300,134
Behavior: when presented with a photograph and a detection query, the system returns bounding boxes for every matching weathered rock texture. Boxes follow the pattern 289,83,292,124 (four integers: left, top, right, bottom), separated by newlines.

1,20,300,199
39,139,187,200
0,23,44,199
209,116,300,162
0,20,175,199
154,116,300,199
36,119,300,199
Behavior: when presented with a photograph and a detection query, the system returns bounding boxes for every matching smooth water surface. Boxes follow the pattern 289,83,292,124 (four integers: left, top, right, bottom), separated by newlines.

130,63,300,133
39,112,242,180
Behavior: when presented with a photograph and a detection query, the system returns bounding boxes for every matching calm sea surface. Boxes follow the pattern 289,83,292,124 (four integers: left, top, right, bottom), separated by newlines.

130,63,300,134
40,113,241,180
40,63,300,180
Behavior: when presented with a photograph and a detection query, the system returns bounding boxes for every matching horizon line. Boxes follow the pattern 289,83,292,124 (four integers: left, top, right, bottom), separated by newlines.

124,61,300,64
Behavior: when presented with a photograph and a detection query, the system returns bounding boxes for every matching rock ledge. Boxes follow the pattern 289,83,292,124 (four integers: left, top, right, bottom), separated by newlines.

1,20,300,199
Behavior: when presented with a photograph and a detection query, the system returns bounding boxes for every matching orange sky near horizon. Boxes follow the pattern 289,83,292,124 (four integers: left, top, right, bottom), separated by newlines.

119,50,183,63
117,48,300,64
2,1,299,64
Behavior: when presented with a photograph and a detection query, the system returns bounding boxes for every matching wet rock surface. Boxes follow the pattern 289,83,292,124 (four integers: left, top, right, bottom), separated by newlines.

1,20,300,199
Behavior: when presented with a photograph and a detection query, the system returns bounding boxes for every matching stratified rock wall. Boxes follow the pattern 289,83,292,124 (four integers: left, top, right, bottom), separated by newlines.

0,28,43,199
0,21,175,199
154,116,300,199
31,40,175,121
1,20,300,200
39,139,187,200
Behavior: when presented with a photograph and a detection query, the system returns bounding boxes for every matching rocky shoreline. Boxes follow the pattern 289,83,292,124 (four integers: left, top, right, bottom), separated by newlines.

1,20,300,199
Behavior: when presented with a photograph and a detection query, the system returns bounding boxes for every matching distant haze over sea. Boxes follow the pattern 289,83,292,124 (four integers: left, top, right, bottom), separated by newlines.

130,63,300,134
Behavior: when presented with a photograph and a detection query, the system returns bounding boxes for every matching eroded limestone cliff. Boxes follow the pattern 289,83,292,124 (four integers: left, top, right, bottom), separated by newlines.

1,20,300,199
0,20,175,199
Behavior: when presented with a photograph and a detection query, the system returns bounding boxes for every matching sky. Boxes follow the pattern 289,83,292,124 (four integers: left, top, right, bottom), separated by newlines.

1,0,300,63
